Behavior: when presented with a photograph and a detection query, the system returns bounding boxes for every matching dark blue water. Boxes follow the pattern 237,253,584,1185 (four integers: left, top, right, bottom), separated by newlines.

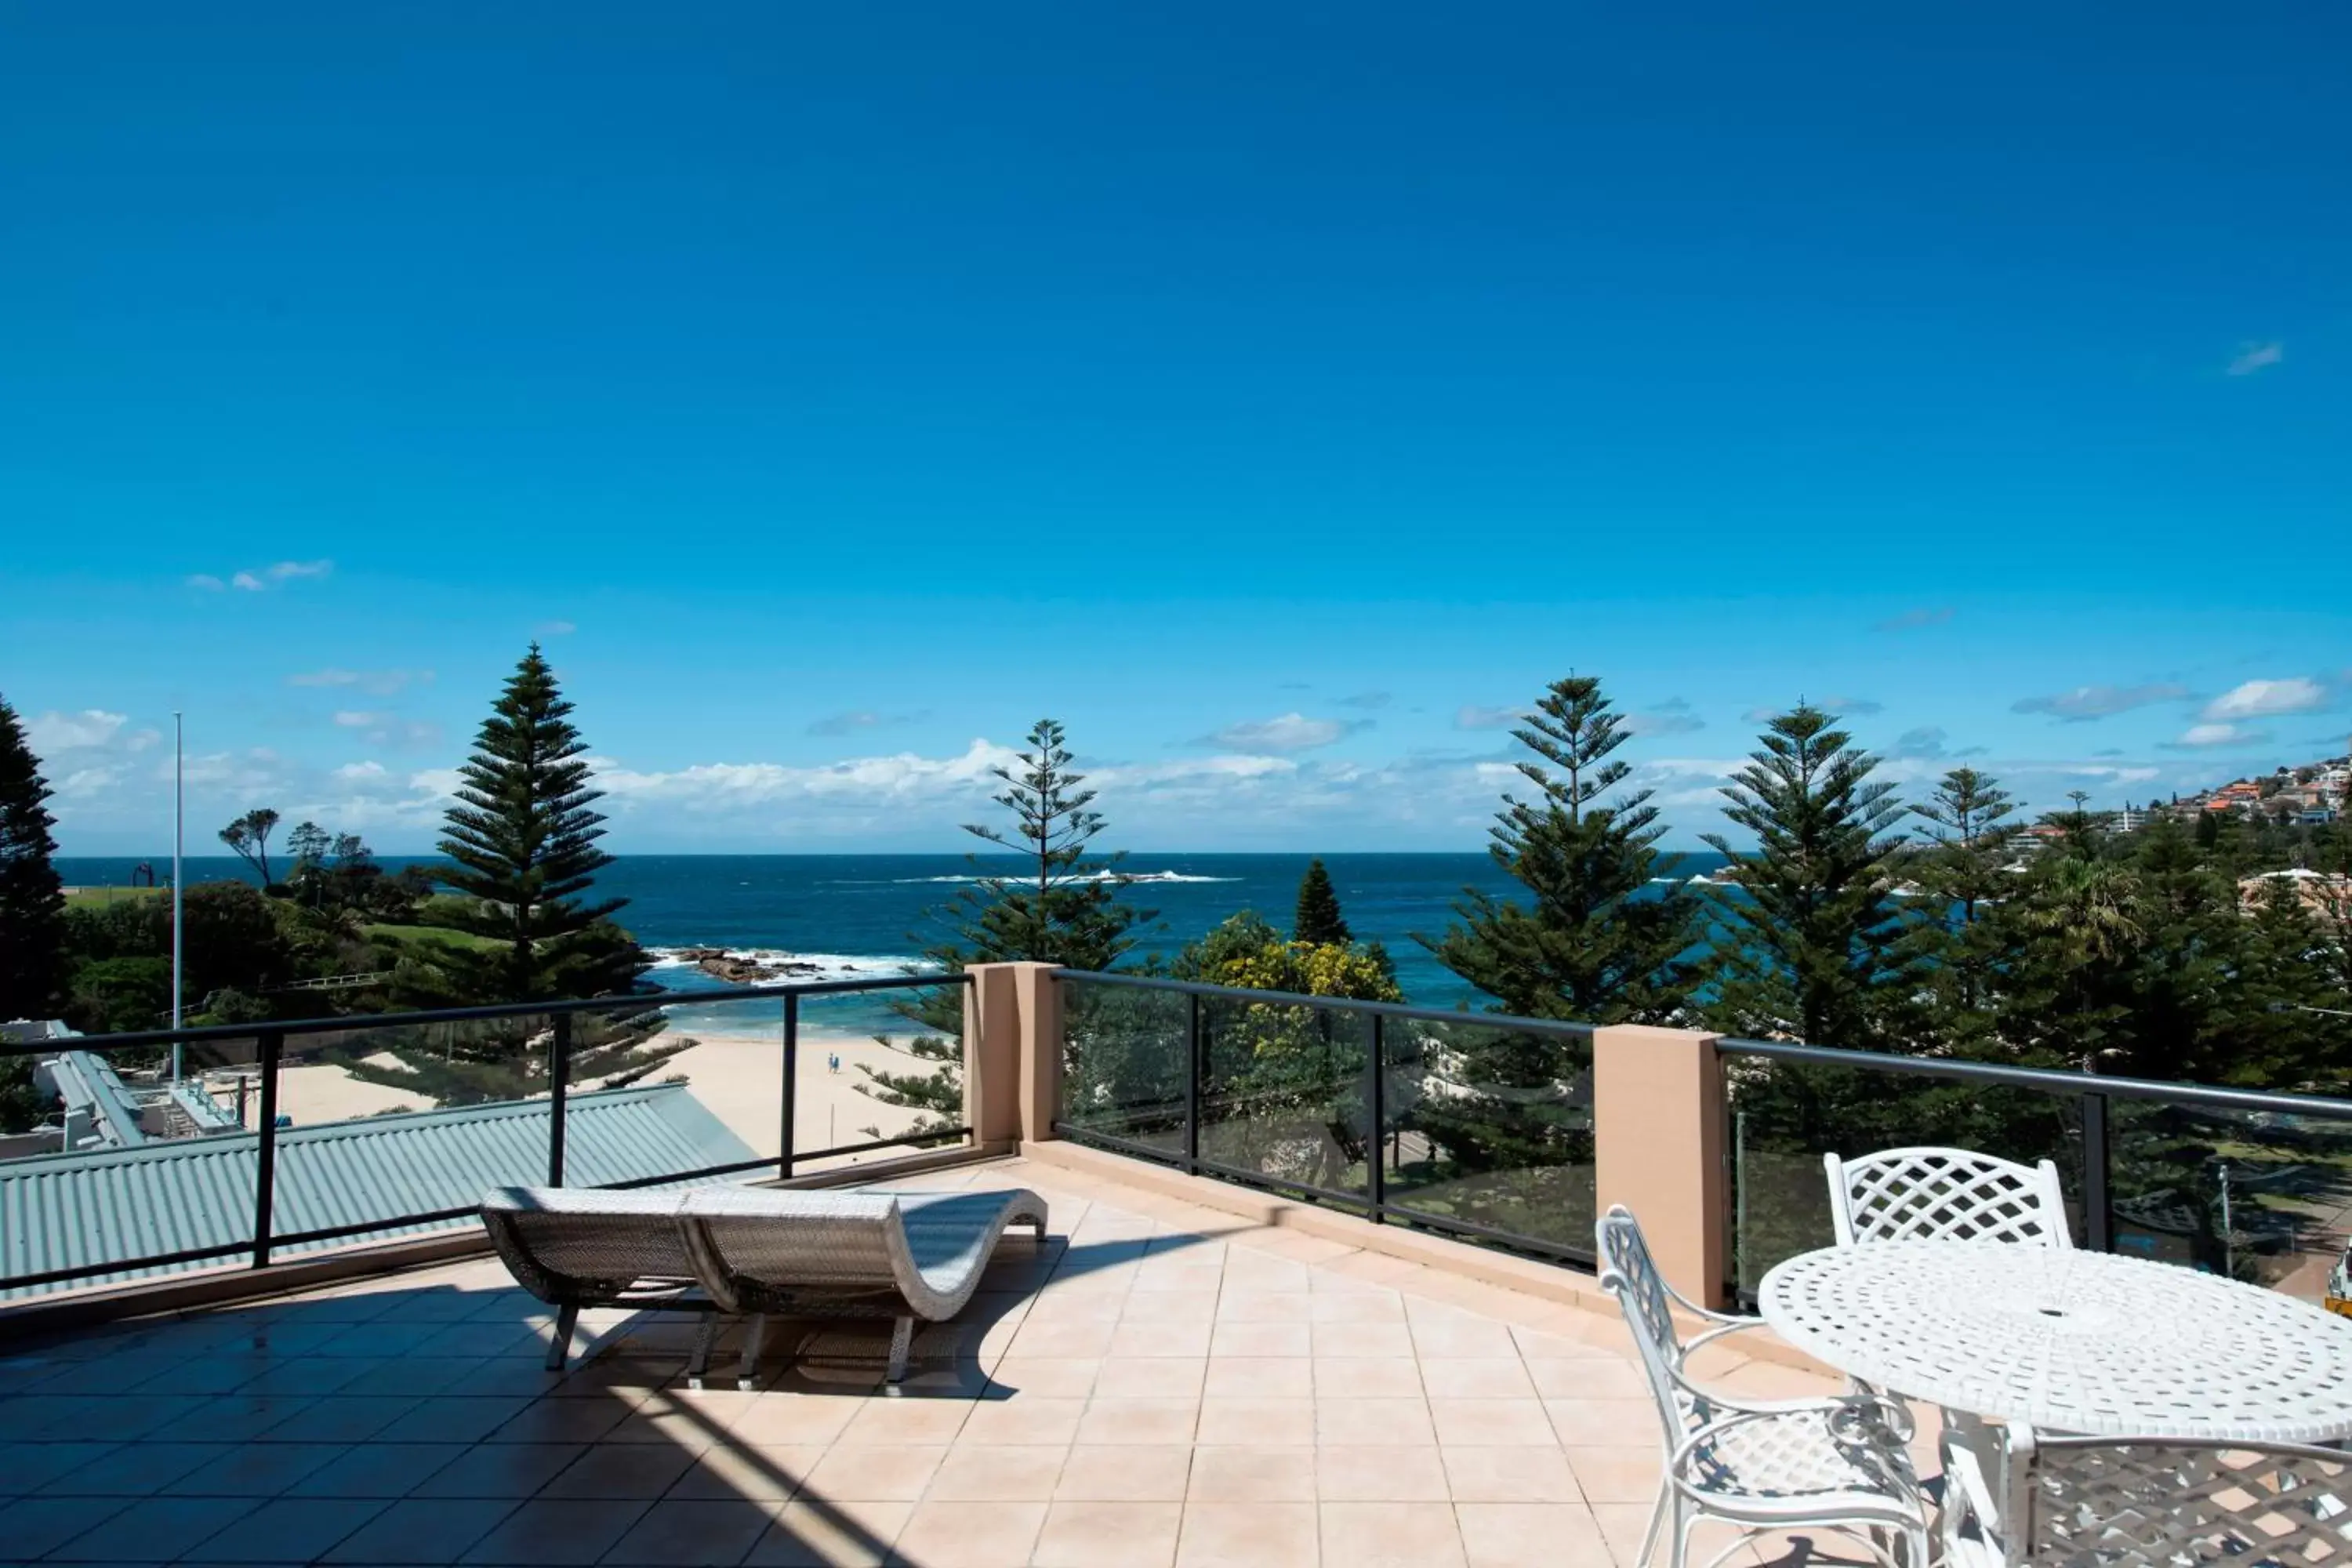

54,851,1732,1024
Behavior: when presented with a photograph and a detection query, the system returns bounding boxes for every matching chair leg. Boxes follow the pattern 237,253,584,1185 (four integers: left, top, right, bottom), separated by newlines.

1031,1217,1047,1242
885,1316,914,1385
735,1314,768,1392
1635,1486,1668,1568
544,1303,579,1372
686,1316,720,1390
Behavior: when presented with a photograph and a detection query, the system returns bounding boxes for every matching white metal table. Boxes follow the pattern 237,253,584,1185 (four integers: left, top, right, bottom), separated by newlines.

1759,1240,2352,1443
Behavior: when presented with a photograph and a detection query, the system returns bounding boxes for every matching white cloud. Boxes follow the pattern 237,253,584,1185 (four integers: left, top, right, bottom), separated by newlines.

593,739,1022,812
1196,713,1371,753
2013,683,2190,721
332,710,380,728
26,709,128,753
1621,711,1705,738
2226,340,2283,377
334,760,389,781
199,559,334,593
2201,677,2325,722
1454,705,1528,731
537,619,577,636
56,767,124,799
2165,723,2269,750
289,668,430,695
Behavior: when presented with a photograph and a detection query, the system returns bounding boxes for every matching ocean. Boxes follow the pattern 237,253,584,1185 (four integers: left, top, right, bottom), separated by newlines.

53,851,1734,1033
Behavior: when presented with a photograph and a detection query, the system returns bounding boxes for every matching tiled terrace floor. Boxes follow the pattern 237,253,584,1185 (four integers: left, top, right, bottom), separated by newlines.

0,1156,1874,1566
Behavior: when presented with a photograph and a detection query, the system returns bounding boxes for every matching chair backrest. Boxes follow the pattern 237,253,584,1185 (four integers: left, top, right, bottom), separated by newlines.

680,1189,914,1312
1595,1205,1690,1451
1825,1146,2072,1248
2016,1431,2352,1566
478,1186,696,1304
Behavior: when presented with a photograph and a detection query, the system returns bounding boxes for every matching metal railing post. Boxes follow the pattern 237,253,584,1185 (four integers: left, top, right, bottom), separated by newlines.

546,1014,572,1186
1185,991,1202,1175
2082,1091,2113,1252
252,1030,283,1269
1367,1014,1386,1222
780,992,799,1179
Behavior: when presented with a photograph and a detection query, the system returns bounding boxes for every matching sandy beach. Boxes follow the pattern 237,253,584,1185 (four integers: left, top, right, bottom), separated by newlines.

242,1027,943,1164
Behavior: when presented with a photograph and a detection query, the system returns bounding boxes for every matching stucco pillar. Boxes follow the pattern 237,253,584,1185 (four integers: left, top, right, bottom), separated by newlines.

1593,1023,1728,1309
962,961,1064,1149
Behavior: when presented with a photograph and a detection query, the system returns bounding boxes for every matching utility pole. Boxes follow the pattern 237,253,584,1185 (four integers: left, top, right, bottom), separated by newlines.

172,712,184,1084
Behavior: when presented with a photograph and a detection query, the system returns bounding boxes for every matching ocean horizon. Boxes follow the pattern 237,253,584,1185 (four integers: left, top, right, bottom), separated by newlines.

54,851,1737,1029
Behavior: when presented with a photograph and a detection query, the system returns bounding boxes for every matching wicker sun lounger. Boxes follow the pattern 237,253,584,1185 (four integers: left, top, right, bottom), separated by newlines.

480,1184,1050,1386
681,1186,1051,1385
478,1186,711,1374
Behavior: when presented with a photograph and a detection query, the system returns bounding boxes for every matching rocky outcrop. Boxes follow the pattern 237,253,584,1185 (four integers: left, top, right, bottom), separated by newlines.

674,948,844,985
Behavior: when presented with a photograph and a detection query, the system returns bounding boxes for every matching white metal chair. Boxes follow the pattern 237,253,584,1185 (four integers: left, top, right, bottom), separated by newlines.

1824,1147,2071,1248
1940,1425,2352,1567
1597,1204,1933,1568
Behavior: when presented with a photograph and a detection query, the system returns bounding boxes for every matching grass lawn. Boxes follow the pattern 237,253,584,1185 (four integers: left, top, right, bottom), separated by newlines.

365,923,507,953
61,884,170,909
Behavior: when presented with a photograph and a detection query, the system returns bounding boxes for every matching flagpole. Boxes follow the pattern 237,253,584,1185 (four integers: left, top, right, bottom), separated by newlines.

172,711,184,1084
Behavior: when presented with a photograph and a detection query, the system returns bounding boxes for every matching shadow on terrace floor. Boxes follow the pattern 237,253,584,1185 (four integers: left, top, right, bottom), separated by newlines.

0,1218,1178,1566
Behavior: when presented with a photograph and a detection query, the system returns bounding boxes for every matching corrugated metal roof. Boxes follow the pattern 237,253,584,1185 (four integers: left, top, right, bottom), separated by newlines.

0,1083,756,1299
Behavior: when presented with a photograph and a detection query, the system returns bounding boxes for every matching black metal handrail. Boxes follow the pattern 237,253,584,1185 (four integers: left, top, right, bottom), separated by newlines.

1054,969,1598,1266
1718,1036,2352,1263
0,971,962,1058
1718,1036,2352,1119
2,972,975,1300
1049,968,1599,1040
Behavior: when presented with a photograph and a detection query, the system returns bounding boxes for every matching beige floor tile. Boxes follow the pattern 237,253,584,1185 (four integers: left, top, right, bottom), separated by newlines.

1187,1446,1317,1503
1221,1253,1312,1290
799,1445,947,1502
959,1396,1087,1446
1430,1399,1561,1447
1457,1502,1614,1567
1007,1319,1117,1359
1109,1319,1215,1359
601,1497,780,1566
1175,1501,1319,1567
1711,1361,1842,1402
1118,1291,1219,1325
666,1443,824,1501
743,1497,910,1566
1316,1445,1449,1501
1033,1501,1183,1568
1564,1447,1664,1504
726,1396,862,1447
986,1359,1101,1399
923,1442,1069,1501
1526,1359,1646,1399
833,1396,974,1446
1419,1359,1537,1399
1214,1291,1315,1325
536,1439,697,1499
1548,1359,1650,1402
1207,1322,1312,1359
1096,1357,1209,1398
1075,1399,1200,1446
1319,1500,1469,1567
1193,1396,1316,1446
1511,1327,1618,1362
1310,1322,1416,1358
1307,1290,1405,1323
1026,1293,1127,1325
1409,1316,1521,1359
1055,1445,1194,1501
1442,1447,1582,1503
1315,1397,1435,1446
457,1497,649,1564
1203,1355,1313,1399
1313,1357,1424,1398
889,1498,1048,1566
1542,1397,1657,1447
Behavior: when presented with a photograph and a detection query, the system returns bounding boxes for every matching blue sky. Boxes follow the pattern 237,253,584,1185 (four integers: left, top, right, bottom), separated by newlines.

5,4,2347,855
